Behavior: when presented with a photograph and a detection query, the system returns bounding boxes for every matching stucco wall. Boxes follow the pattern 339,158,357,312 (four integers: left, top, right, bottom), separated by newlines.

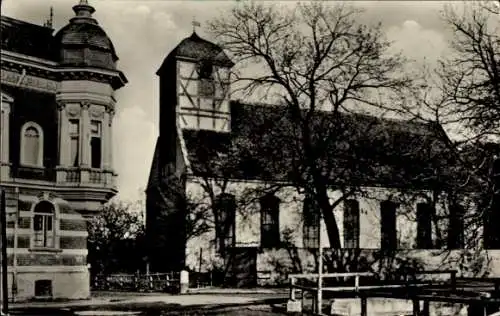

185,177,460,270
9,269,90,301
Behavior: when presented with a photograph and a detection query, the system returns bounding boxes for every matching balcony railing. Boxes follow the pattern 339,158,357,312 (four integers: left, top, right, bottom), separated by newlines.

89,169,103,184
57,167,116,188
65,169,81,183
11,165,56,182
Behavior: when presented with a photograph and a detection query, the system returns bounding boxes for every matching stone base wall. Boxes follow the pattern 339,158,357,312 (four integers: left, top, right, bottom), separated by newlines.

255,248,500,287
7,268,90,301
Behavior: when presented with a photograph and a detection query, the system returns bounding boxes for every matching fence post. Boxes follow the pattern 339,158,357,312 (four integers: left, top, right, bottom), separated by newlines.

180,270,189,294
450,270,457,291
286,276,302,313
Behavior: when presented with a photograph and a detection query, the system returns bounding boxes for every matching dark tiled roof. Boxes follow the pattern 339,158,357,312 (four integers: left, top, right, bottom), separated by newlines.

183,101,459,189
53,19,118,70
55,22,116,53
1,16,57,60
157,32,233,74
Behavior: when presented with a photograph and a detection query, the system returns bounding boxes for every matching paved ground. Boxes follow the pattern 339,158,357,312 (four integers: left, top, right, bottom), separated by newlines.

7,290,290,316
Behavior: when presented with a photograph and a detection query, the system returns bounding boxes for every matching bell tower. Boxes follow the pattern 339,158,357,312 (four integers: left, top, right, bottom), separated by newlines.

146,29,233,273
156,30,234,137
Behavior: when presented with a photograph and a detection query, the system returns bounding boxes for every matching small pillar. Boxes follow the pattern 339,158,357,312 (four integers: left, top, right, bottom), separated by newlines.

286,277,302,313
180,270,189,294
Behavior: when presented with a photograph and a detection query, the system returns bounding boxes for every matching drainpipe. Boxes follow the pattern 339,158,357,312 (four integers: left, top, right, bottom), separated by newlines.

1,189,8,314
0,81,9,314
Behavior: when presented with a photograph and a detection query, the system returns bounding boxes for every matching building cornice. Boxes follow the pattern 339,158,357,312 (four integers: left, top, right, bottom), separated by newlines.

1,50,128,90
0,181,117,198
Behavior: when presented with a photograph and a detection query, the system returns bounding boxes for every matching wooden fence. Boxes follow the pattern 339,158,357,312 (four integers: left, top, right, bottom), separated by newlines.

92,272,180,293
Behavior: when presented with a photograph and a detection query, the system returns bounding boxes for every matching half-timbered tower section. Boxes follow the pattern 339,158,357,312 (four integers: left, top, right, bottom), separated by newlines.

1,0,127,300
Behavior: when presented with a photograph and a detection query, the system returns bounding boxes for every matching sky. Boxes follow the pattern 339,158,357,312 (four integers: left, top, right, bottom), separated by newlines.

2,0,459,204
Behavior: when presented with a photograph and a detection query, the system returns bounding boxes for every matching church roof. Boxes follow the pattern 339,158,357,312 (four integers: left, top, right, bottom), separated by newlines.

182,101,462,189
157,32,234,74
1,16,57,60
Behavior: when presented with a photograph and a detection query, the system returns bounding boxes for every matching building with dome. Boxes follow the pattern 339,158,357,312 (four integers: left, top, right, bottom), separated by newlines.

1,0,127,300
146,30,500,286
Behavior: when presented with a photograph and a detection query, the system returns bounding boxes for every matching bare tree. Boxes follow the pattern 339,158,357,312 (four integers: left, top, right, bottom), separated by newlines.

439,1,499,140
209,2,415,249
393,1,500,277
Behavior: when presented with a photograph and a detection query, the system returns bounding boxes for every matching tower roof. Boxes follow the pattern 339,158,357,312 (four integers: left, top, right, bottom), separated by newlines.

157,32,233,74
54,0,118,70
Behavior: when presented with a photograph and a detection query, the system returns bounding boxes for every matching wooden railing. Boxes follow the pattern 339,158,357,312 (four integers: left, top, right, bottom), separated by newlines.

287,270,460,315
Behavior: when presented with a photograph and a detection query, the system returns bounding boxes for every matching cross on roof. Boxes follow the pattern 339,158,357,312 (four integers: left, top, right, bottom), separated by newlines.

192,17,201,32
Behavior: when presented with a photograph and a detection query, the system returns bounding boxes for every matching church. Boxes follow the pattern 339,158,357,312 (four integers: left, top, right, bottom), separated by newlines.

1,1,126,300
146,30,500,286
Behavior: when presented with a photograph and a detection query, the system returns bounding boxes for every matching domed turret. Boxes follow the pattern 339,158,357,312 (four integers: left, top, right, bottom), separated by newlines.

54,0,118,70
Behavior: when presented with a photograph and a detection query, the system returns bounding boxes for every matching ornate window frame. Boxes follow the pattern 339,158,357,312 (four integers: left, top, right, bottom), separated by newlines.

20,121,44,168
30,198,60,251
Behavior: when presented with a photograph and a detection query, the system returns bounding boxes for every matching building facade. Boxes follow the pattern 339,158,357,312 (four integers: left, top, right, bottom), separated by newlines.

146,32,500,286
0,0,127,300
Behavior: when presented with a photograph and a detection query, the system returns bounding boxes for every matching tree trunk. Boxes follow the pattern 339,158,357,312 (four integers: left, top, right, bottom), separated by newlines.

316,184,342,249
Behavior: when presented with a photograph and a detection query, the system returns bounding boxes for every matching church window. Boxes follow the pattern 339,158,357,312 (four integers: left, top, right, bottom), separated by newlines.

90,120,102,169
416,202,434,248
199,61,213,79
303,197,320,249
69,119,79,167
448,203,465,249
214,193,236,255
20,122,43,167
380,201,397,250
485,158,500,249
33,201,55,248
260,194,280,248
344,199,360,248
199,61,215,97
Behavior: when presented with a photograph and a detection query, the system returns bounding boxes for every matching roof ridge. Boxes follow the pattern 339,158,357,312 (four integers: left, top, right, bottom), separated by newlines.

1,15,53,31
232,99,432,128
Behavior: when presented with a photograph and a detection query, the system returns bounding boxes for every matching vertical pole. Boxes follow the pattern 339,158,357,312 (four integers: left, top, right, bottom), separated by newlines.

413,298,419,316
360,295,367,316
317,214,323,315
1,189,8,314
199,248,202,273
422,301,429,316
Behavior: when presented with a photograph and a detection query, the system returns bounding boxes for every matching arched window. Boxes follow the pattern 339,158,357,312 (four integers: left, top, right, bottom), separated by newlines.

260,194,280,248
416,202,434,249
380,201,398,250
33,201,55,248
303,197,320,249
214,193,236,255
20,122,44,167
344,199,360,249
